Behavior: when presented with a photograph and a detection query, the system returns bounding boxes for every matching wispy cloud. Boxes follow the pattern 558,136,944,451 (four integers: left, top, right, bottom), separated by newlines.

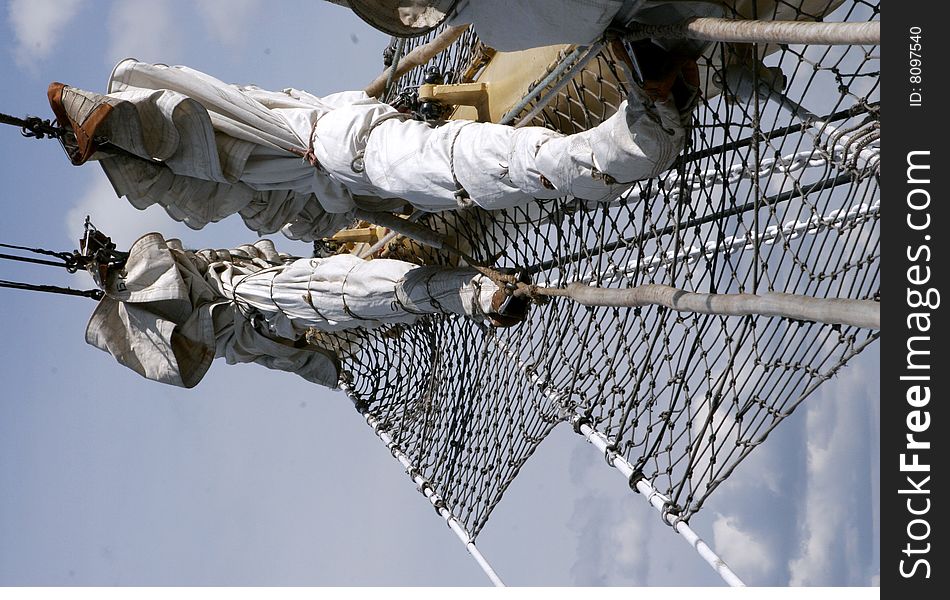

569,494,652,585
194,0,263,46
787,361,878,585
106,0,183,65
698,349,879,586
65,172,197,249
609,501,652,584
64,170,289,252
712,513,777,579
8,0,84,69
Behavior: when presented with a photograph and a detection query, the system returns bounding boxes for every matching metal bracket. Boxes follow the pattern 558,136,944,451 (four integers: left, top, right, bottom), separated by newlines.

418,82,492,122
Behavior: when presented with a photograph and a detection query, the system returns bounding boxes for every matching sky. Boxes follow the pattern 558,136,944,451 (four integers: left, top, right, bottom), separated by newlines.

0,0,879,587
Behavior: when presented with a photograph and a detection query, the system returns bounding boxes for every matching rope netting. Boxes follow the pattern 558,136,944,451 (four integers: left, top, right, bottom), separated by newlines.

335,0,879,539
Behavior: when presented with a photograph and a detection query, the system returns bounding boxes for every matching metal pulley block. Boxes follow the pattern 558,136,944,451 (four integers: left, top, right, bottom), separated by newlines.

78,218,128,287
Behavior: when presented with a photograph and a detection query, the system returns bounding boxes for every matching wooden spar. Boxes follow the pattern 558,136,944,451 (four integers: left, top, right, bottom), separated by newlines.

351,209,447,249
627,18,880,46
350,210,879,330
365,25,469,98
538,283,880,329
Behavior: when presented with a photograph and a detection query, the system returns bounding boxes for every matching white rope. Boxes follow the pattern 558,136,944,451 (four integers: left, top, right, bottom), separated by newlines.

338,380,506,587
568,414,746,587
551,200,879,288
488,333,745,587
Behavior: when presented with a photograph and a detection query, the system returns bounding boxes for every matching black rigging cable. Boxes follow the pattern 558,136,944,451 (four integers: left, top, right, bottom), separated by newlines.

0,243,83,271
0,280,103,300
0,112,67,140
0,221,123,301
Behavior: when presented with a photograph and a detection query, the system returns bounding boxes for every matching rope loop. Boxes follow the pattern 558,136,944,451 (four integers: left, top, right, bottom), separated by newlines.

603,441,621,467
349,112,413,174
661,500,682,527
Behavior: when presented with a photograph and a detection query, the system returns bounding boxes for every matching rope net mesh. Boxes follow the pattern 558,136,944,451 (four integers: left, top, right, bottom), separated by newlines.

336,0,879,537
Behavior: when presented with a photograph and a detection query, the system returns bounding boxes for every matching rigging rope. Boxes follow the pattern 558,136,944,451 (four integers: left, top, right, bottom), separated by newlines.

0,279,103,300
338,0,881,545
0,242,83,271
2,1,880,580
0,112,67,140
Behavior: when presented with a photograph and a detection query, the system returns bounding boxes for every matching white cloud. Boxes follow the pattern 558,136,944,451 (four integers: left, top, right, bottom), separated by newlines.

8,0,84,68
691,344,879,587
106,0,183,66
569,495,653,585
194,0,263,46
63,170,294,254
610,504,652,584
65,172,197,250
787,361,878,585
713,513,776,579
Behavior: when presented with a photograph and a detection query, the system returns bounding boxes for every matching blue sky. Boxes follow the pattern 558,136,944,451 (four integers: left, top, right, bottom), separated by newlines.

0,0,879,586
